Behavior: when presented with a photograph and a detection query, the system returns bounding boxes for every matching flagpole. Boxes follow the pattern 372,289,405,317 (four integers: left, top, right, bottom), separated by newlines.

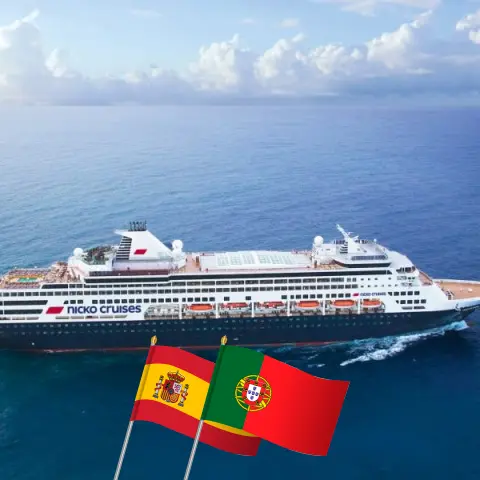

113,336,158,480
182,335,228,480
183,419,205,480
113,421,134,480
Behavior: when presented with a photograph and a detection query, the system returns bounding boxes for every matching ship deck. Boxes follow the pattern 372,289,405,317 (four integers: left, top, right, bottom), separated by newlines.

435,279,480,300
0,263,74,289
179,253,342,274
419,271,434,285
0,254,345,289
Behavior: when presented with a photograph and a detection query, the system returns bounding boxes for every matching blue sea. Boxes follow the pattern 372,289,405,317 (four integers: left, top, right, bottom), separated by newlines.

0,106,479,479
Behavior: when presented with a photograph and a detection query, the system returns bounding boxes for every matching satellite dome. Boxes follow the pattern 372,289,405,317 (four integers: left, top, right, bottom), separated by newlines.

73,247,84,257
172,239,183,251
314,236,324,247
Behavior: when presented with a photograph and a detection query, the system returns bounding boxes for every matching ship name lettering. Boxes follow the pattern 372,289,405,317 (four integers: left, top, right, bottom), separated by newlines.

66,305,142,315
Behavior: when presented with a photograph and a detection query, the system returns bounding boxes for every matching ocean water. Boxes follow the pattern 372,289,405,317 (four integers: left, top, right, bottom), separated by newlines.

0,105,479,480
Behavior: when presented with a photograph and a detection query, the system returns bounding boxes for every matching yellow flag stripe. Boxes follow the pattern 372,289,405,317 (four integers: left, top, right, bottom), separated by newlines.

135,362,256,437
205,420,256,437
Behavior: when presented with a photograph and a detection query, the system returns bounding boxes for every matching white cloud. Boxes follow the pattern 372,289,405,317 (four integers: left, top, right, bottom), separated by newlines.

129,9,162,19
365,10,433,70
189,34,258,93
456,9,480,45
280,18,300,28
0,9,479,105
314,0,440,16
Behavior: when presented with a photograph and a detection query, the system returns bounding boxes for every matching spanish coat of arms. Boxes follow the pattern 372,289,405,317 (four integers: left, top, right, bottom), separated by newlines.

152,370,189,407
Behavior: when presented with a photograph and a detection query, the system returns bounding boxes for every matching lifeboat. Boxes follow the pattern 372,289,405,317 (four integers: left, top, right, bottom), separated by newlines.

223,302,249,310
297,300,321,310
187,303,214,313
362,299,382,308
332,299,356,309
259,301,285,309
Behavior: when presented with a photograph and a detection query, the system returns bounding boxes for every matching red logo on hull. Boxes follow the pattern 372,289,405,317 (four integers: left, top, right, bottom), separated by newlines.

134,249,147,255
46,306,64,314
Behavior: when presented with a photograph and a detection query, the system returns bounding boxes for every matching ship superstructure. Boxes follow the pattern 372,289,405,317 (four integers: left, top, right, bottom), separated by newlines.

0,221,478,351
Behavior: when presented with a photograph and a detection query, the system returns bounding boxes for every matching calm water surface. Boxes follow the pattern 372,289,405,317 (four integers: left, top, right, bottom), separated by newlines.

0,106,479,480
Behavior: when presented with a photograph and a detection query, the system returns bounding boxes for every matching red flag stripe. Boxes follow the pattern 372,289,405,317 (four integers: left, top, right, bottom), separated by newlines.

243,354,349,455
132,400,260,456
146,345,213,382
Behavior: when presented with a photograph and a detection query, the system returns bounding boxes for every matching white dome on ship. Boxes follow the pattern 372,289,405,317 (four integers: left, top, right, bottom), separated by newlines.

314,236,324,247
73,247,84,257
172,239,183,251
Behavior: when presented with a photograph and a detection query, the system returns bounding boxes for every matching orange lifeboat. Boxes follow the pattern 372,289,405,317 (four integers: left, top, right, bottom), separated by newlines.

224,302,249,310
297,300,320,310
363,299,382,308
332,299,356,309
188,303,214,313
259,301,285,309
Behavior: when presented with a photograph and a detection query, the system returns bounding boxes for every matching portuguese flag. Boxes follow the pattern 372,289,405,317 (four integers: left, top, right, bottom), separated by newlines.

201,344,349,456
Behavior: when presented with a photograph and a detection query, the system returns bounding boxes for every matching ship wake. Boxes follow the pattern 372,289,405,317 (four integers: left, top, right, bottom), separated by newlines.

339,320,468,366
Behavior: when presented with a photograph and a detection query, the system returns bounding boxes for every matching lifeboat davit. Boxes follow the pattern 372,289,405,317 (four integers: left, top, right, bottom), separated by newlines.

259,301,285,309
297,300,320,310
332,299,356,309
187,303,214,313
224,302,249,310
362,299,382,308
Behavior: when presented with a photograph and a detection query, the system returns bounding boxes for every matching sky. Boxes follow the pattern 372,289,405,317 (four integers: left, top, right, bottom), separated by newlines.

0,0,479,104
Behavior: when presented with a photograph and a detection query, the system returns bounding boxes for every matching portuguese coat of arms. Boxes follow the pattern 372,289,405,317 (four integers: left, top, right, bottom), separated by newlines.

235,375,272,412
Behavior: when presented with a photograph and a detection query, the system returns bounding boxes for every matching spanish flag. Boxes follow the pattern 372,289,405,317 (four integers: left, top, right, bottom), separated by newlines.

130,337,260,456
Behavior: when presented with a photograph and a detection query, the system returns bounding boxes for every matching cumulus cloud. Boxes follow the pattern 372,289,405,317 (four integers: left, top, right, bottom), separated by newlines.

314,0,440,16
0,9,479,104
456,9,480,45
189,34,258,94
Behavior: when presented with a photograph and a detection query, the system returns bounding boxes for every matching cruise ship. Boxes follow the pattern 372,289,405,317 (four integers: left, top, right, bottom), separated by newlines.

0,221,479,352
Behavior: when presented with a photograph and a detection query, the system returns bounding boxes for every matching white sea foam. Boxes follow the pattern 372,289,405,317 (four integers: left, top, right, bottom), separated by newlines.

272,345,295,354
307,363,325,369
340,321,468,367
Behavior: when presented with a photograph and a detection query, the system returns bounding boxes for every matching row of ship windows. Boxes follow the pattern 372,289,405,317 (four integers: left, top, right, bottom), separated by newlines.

1,274,417,297
1,283,422,299
397,299,426,305
63,277,365,287
1,284,364,297
388,291,421,297
5,321,395,336
0,313,413,330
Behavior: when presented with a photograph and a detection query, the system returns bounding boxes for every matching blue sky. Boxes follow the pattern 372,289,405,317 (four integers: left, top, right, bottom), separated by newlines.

0,1,479,104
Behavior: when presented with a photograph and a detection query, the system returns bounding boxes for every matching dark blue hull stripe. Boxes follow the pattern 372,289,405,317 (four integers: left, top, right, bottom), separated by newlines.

0,309,473,351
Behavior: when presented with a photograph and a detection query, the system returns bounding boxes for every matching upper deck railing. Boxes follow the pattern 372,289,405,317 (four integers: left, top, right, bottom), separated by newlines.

419,271,434,285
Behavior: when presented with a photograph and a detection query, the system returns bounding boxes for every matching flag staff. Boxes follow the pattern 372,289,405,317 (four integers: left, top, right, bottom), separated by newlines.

183,335,228,480
113,335,158,480
113,421,134,480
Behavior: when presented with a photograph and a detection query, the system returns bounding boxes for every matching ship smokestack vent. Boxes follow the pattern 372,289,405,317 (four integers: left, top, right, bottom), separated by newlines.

128,221,147,232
